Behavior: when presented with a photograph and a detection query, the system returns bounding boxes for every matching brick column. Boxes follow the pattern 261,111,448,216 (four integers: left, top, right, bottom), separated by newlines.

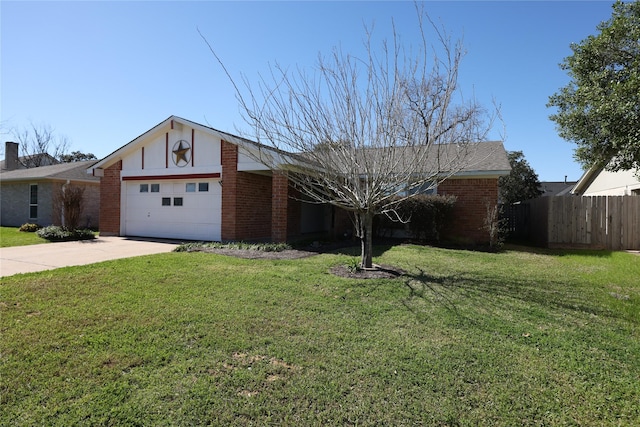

271,171,289,242
221,140,238,241
438,177,499,244
99,160,122,236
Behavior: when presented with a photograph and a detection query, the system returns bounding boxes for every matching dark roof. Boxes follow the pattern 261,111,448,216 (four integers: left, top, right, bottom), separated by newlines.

0,160,100,183
91,115,511,178
539,181,577,197
348,141,510,176
0,152,59,171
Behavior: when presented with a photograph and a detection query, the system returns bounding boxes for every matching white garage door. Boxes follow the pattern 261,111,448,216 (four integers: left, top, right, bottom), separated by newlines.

124,179,221,241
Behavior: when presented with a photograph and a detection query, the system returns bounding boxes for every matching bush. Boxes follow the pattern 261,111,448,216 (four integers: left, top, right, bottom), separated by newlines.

375,194,457,243
174,241,292,253
36,226,95,242
19,223,41,232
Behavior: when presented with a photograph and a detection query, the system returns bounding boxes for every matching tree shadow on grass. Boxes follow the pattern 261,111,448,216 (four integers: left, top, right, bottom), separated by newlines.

323,243,398,258
398,265,613,327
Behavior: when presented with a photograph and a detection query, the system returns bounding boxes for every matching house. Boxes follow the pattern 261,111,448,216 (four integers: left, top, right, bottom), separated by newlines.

539,179,577,197
0,141,59,170
571,165,640,196
0,142,101,228
89,116,510,244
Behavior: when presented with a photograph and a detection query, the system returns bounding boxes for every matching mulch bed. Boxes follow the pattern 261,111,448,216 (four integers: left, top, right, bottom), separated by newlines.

190,246,405,279
194,248,318,260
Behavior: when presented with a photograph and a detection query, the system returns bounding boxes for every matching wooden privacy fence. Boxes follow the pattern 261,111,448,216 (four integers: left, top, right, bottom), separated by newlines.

502,196,640,250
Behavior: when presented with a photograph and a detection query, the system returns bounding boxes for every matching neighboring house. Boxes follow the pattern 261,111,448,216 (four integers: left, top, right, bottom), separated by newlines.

89,115,511,244
572,165,640,196
539,179,577,197
0,141,59,170
0,142,100,228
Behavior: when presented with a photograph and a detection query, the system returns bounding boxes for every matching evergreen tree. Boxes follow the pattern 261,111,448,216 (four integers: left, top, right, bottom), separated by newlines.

499,151,542,204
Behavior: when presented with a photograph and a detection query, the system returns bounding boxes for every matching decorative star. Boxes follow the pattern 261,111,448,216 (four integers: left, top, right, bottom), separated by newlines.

173,141,190,165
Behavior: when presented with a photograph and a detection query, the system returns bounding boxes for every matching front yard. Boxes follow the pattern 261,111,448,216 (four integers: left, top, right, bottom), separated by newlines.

0,226,49,247
1,244,638,425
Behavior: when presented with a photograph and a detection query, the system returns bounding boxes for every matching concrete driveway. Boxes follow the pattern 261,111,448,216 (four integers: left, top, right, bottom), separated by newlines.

0,236,181,278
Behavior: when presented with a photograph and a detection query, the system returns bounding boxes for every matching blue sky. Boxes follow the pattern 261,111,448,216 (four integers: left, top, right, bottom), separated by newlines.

1,1,617,181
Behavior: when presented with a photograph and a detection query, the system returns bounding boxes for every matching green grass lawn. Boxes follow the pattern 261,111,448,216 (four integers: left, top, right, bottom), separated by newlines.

0,226,49,247
1,244,639,425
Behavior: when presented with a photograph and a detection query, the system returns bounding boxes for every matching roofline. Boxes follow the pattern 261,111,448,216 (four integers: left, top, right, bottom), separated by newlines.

445,169,511,178
0,176,100,184
88,116,510,176
571,165,602,195
89,115,282,173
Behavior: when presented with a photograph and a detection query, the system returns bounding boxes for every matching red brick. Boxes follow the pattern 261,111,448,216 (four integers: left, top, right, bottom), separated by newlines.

439,177,499,244
99,160,122,235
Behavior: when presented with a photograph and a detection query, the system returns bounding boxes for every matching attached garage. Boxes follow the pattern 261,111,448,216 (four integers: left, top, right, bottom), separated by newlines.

122,177,221,241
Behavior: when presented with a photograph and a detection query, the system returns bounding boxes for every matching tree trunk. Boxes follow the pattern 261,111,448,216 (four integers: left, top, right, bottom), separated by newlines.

359,211,374,269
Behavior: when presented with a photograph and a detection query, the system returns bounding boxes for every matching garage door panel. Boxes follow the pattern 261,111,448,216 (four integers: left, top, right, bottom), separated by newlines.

124,180,221,241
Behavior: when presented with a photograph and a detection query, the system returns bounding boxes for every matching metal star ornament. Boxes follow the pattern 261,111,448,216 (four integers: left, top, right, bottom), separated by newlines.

172,140,191,166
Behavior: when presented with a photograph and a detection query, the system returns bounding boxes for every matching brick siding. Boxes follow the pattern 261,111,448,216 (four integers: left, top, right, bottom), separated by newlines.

99,160,122,235
221,141,238,241
271,172,288,242
222,141,274,241
438,177,499,244
51,182,100,229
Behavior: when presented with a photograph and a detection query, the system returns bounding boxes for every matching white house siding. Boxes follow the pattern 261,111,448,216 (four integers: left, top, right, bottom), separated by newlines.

582,169,640,196
118,122,223,241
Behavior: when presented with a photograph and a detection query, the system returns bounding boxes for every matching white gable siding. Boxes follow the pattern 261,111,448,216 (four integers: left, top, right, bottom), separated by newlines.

582,169,640,196
116,122,224,240
120,125,222,178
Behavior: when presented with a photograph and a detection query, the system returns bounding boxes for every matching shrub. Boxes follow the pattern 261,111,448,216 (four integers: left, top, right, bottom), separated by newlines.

174,241,292,253
36,226,95,242
19,223,41,232
375,194,457,243
53,184,85,230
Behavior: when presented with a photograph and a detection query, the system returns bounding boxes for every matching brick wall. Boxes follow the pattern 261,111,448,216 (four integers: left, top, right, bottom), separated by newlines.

51,182,100,229
272,172,288,242
0,181,54,227
287,186,301,240
99,160,122,235
221,141,273,241
0,182,30,226
438,177,499,244
221,141,238,241
236,171,272,240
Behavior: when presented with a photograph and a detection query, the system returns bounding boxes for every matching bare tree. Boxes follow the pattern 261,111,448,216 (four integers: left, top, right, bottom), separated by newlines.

203,6,500,269
53,183,85,230
12,122,70,167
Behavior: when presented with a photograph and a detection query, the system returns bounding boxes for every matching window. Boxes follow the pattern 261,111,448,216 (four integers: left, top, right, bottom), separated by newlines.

186,183,196,192
162,197,171,206
414,182,437,196
198,182,209,192
151,184,160,192
140,184,149,192
173,197,183,206
29,184,38,219
403,182,437,196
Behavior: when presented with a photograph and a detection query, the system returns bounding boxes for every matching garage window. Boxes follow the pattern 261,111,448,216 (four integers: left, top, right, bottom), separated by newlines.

199,182,209,192
162,197,171,206
151,184,160,192
186,183,196,192
174,197,183,206
140,184,149,192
